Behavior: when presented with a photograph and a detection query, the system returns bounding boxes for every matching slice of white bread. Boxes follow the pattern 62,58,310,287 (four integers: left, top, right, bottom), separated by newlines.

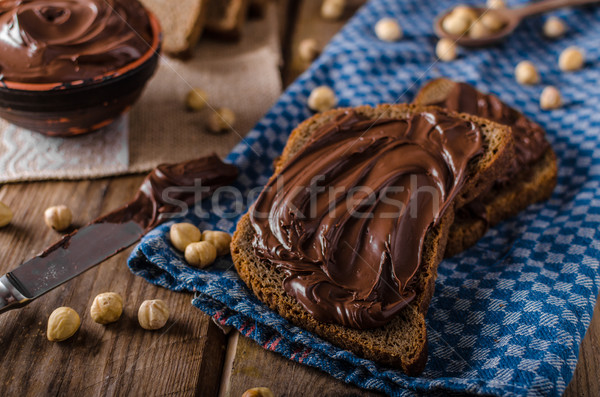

140,0,208,58
414,79,557,257
231,104,514,375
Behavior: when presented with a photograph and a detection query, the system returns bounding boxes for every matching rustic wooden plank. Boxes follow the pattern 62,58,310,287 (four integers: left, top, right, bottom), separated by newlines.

224,332,383,396
565,296,600,396
0,178,227,396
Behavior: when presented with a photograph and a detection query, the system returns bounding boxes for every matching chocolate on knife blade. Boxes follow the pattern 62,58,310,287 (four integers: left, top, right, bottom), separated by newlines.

0,154,238,313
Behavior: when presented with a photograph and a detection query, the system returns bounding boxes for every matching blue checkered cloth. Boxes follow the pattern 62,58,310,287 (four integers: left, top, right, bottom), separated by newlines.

128,0,600,395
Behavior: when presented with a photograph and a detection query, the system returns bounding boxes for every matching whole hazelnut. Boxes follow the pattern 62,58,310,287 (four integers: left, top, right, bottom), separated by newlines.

138,299,169,330
44,205,72,231
170,222,201,252
374,18,403,42
487,0,506,9
307,86,337,112
202,230,232,256
90,292,123,324
442,13,471,36
480,12,505,32
543,17,566,39
540,86,562,110
207,108,236,133
0,201,13,228
559,47,584,72
184,241,217,268
515,61,540,85
242,387,274,397
452,5,479,22
47,307,80,342
436,38,457,62
321,0,345,20
298,38,319,63
469,20,492,39
186,88,209,111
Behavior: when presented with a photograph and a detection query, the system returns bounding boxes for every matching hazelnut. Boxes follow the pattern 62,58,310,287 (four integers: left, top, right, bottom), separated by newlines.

0,201,13,228
170,222,201,252
47,307,80,342
374,18,403,42
540,86,562,110
436,38,457,61
307,86,337,112
138,299,169,330
90,292,123,324
442,13,471,36
469,20,492,39
487,0,506,9
559,47,584,72
298,38,319,62
242,387,274,397
543,17,566,39
452,5,479,22
44,205,72,231
514,61,540,85
184,241,217,268
186,88,209,111
481,12,505,32
202,230,232,256
207,108,236,133
321,0,345,20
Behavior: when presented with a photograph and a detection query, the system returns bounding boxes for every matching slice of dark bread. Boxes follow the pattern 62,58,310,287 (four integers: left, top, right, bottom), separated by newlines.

248,0,268,18
140,0,208,58
414,79,557,257
205,0,249,40
231,104,514,375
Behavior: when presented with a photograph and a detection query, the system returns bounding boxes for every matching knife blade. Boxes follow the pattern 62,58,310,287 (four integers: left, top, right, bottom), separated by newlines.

0,154,238,314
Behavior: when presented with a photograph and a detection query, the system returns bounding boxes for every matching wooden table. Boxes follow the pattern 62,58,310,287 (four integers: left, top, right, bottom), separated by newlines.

0,1,598,396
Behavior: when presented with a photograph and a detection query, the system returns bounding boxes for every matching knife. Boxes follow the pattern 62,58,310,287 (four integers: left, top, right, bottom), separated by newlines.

0,154,238,314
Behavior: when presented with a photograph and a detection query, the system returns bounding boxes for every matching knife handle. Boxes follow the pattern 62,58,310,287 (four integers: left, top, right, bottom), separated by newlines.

0,274,30,314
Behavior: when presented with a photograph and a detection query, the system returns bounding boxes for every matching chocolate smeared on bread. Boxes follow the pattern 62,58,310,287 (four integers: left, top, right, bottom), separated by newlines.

232,104,514,373
414,79,557,256
249,110,485,329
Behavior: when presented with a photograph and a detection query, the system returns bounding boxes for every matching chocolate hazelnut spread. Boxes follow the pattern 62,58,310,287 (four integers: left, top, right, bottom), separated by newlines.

99,154,239,232
250,110,483,329
13,154,238,300
428,82,549,183
0,0,152,84
38,154,238,258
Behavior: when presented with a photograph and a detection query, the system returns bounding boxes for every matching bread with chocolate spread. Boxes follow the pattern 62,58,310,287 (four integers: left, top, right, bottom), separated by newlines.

414,79,557,257
231,104,514,374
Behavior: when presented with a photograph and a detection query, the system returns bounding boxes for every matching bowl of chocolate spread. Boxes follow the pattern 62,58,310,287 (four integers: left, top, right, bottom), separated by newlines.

0,0,161,136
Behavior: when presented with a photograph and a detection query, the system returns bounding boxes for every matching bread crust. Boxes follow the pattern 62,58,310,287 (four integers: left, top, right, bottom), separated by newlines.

140,0,208,58
445,147,557,256
231,104,514,374
413,79,558,256
205,0,249,40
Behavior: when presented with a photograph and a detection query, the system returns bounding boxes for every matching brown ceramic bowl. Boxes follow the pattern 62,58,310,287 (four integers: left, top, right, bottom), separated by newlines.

0,12,161,137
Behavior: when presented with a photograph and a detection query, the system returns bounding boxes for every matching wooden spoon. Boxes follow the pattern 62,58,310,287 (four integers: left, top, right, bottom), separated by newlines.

434,0,600,47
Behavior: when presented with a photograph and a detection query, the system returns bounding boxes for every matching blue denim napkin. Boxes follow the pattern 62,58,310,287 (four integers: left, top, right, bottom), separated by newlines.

128,0,600,395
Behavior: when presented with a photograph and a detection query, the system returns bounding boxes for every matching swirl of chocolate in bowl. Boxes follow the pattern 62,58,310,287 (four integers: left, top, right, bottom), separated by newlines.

249,110,483,329
0,0,161,136
0,0,152,84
